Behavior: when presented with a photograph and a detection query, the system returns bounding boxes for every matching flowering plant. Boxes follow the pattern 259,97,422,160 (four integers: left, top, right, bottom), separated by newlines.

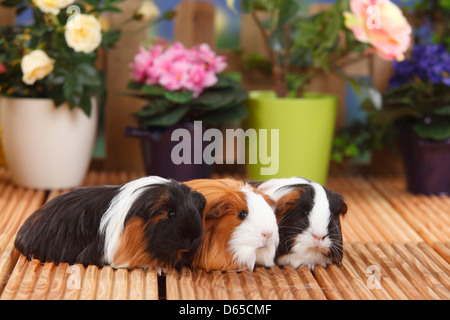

369,43,450,140
228,0,411,97
332,0,450,163
127,41,248,127
0,0,172,116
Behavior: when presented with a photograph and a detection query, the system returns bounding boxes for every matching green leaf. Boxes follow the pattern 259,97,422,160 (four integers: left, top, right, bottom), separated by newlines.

240,0,254,13
212,75,240,89
163,90,194,104
331,151,344,164
79,94,92,116
139,105,190,127
63,74,83,109
102,6,122,13
84,0,101,6
133,99,172,118
0,0,22,7
51,93,66,109
343,143,359,157
217,72,242,84
75,63,101,87
193,91,223,106
439,0,450,9
198,103,248,124
321,10,341,49
141,84,167,96
101,29,121,48
127,81,142,91
91,5,122,14
434,106,450,116
413,121,450,140
162,10,176,20
47,71,66,86
277,0,299,28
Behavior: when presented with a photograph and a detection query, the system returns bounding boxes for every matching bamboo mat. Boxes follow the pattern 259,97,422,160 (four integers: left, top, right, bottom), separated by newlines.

0,169,448,300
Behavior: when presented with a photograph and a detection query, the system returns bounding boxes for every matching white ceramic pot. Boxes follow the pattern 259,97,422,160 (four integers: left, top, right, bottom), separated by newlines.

0,97,98,189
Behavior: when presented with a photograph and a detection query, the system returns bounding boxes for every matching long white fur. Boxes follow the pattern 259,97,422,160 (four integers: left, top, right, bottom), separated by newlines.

228,185,279,270
256,177,310,202
256,177,333,269
99,176,170,264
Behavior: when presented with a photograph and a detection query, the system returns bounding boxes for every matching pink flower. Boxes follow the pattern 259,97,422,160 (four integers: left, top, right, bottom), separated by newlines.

129,41,228,96
184,63,218,97
343,0,412,61
159,60,190,91
0,62,6,74
163,42,188,62
196,43,227,73
129,45,163,83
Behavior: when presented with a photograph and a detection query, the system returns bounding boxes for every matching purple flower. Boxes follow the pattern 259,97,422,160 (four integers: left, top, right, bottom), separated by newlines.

389,44,450,87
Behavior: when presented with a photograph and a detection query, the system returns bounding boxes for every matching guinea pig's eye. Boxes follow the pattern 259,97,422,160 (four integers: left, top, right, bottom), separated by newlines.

167,211,176,218
238,210,248,220
304,210,308,215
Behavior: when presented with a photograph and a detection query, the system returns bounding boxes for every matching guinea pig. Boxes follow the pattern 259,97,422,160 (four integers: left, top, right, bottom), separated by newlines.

14,176,205,269
251,177,347,270
184,178,279,272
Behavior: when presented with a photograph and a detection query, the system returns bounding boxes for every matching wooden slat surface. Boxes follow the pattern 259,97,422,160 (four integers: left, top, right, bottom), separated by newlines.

0,170,448,300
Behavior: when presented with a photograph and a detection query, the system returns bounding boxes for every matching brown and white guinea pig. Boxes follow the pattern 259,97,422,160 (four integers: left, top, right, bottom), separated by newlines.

14,176,205,269
184,178,279,272
251,177,347,270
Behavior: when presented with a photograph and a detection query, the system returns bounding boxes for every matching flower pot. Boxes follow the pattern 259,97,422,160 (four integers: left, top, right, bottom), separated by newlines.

0,97,98,189
245,91,338,185
398,122,450,195
125,122,211,181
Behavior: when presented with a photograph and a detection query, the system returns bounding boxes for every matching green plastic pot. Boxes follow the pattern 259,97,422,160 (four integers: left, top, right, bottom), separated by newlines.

245,90,338,185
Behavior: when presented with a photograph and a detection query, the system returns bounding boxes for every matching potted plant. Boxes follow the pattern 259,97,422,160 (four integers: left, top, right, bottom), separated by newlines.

0,0,170,189
125,41,248,181
381,45,450,195
226,0,411,185
333,0,450,195
337,43,450,195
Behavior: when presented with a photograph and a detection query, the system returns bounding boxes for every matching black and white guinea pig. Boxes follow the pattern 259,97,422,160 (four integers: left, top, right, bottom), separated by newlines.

251,177,347,270
15,176,205,269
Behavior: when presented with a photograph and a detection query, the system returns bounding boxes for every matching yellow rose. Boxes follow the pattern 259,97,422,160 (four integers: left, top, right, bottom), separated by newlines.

32,0,75,15
134,0,160,21
21,50,55,85
65,14,102,54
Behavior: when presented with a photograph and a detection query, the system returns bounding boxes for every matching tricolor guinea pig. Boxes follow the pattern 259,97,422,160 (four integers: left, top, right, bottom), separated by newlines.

184,178,279,271
14,176,205,269
251,177,347,270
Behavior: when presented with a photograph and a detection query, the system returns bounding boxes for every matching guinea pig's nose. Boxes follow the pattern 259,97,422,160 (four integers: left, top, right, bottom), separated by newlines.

261,232,273,240
312,234,325,241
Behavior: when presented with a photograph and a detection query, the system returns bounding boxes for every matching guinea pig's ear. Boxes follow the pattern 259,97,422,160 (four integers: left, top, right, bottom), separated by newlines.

340,200,348,216
275,189,301,217
192,191,206,213
247,180,263,188
326,188,347,216
205,203,231,220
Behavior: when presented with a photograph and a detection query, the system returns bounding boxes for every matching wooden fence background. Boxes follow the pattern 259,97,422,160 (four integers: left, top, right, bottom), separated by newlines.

0,0,394,174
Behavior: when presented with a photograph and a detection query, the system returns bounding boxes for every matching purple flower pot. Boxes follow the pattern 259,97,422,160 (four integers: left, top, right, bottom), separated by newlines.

125,123,211,182
398,123,450,195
